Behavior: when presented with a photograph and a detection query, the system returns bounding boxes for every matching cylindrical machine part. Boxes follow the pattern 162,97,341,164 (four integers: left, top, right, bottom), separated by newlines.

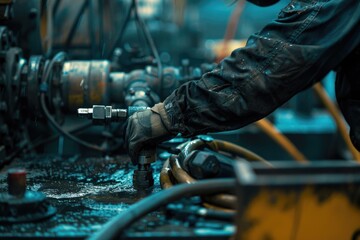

7,168,26,197
109,72,126,103
61,60,110,112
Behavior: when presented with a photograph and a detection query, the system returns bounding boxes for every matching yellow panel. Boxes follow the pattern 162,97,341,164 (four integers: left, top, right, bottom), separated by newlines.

295,187,360,240
237,188,298,240
236,187,360,240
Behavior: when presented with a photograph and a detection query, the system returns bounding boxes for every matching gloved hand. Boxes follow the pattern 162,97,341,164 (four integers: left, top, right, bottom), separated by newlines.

125,103,175,164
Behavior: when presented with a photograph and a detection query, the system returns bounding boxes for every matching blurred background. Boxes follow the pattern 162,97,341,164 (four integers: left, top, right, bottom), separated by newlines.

1,0,359,239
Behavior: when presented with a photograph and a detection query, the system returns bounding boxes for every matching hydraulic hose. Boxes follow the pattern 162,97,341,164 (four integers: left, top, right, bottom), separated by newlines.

169,154,237,210
313,83,360,161
207,139,272,166
88,178,236,240
160,139,271,211
255,119,308,162
160,159,174,189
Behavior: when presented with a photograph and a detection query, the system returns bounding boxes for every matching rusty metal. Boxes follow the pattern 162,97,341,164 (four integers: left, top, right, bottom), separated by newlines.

61,60,110,112
234,160,360,240
0,168,56,223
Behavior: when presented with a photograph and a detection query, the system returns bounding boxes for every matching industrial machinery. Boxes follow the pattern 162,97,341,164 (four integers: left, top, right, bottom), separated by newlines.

1,0,360,239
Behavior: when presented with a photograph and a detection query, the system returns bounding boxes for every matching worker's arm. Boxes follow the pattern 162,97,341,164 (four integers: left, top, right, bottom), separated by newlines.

163,0,360,136
126,0,360,162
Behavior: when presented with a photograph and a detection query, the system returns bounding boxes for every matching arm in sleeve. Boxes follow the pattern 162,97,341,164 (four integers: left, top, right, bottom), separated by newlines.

163,0,360,137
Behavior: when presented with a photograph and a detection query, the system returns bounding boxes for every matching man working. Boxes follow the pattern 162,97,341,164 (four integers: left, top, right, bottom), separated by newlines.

126,0,360,164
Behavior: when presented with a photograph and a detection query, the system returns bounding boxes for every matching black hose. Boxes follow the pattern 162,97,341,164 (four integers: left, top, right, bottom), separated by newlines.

41,51,66,85
88,0,97,58
107,0,135,58
133,0,163,99
98,0,104,57
40,52,117,153
107,0,163,98
65,0,89,49
88,178,236,240
31,122,93,149
40,93,105,152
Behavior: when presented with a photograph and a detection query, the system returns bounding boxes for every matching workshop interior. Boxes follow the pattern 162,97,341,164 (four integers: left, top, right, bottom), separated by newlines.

1,0,360,239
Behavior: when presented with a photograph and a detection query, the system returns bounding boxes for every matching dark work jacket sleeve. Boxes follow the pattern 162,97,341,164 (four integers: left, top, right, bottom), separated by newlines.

163,0,360,137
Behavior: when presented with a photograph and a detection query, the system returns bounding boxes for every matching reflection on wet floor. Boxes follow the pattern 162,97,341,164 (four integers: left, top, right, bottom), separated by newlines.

0,156,234,239
0,155,234,239
0,155,162,238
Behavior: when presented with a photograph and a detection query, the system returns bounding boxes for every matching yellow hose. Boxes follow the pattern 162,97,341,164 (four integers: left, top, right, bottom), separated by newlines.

202,202,236,213
160,139,272,211
168,155,236,210
313,83,360,161
160,159,174,189
207,139,273,167
169,155,196,184
255,119,308,162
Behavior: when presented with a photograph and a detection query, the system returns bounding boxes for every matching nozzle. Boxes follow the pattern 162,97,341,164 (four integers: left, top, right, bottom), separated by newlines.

77,105,150,125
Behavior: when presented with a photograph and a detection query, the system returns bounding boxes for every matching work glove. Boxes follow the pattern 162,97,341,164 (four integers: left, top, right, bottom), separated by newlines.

125,103,175,164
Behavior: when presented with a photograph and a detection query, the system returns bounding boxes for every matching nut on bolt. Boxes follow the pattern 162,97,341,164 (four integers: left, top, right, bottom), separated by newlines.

78,105,127,124
92,105,112,124
187,151,220,179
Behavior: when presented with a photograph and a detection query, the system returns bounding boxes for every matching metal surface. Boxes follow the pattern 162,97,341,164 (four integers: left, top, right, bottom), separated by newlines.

1,168,56,223
78,105,149,125
234,161,360,240
0,154,147,237
61,61,110,112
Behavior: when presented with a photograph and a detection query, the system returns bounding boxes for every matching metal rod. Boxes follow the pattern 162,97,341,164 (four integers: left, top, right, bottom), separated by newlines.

65,0,89,50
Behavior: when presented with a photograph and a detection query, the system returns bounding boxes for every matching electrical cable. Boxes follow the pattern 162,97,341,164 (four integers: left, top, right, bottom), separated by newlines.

133,0,164,100
88,178,236,240
40,52,121,153
107,0,135,58
30,122,93,150
313,82,360,161
40,93,105,152
88,0,97,58
65,0,89,50
107,0,163,99
40,92,124,153
98,0,104,58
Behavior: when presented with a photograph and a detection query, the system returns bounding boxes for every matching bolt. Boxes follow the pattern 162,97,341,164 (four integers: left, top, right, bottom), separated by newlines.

187,151,220,179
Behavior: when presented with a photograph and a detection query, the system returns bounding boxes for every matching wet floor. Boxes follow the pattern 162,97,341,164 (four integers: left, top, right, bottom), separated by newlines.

0,154,233,239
